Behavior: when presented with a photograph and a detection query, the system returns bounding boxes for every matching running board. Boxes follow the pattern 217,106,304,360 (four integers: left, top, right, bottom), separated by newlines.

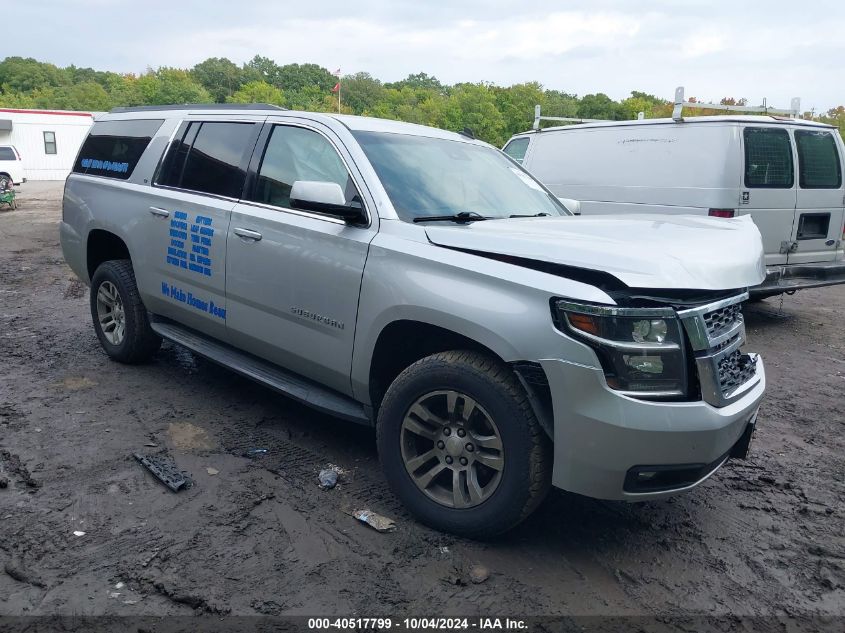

150,321,371,425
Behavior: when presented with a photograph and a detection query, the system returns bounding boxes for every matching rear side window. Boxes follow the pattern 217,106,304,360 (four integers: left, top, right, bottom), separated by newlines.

0,147,15,161
503,137,530,164
157,121,255,198
73,119,164,180
795,130,842,189
744,127,794,188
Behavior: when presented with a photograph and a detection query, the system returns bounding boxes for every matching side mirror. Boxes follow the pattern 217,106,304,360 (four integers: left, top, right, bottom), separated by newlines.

557,197,581,215
290,180,365,223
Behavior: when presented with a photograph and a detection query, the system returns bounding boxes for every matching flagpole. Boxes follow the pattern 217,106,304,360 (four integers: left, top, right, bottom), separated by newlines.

338,80,341,113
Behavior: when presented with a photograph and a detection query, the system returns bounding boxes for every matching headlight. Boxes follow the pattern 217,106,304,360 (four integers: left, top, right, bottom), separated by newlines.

553,299,688,399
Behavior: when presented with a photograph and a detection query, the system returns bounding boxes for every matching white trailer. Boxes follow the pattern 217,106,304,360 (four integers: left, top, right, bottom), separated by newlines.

0,108,95,181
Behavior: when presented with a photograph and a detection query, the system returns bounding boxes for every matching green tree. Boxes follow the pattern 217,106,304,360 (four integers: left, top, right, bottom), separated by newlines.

386,72,444,93
32,81,112,111
0,57,67,93
135,68,212,105
275,63,336,93
192,57,245,102
227,80,285,106
339,72,384,114
577,93,627,120
440,83,505,145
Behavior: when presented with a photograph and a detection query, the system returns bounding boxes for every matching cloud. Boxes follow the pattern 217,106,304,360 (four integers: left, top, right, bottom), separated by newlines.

5,0,845,110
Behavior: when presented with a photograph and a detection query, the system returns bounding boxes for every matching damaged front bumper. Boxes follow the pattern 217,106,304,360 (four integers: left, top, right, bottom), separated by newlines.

540,356,765,501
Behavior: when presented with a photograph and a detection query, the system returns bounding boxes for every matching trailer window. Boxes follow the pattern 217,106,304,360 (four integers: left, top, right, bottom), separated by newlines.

73,119,164,180
744,127,794,188
43,131,57,155
503,138,530,164
795,130,842,189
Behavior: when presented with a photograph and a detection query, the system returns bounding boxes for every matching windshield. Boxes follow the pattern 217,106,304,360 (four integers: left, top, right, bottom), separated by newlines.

353,131,567,222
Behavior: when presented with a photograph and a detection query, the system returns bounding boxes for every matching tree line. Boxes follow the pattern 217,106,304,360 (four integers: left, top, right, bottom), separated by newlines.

1,56,842,147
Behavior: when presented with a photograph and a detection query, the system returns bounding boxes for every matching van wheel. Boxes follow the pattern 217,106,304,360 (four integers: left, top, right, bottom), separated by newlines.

90,260,161,363
377,350,551,538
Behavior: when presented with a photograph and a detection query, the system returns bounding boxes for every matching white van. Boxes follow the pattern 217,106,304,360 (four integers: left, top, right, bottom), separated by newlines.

505,114,845,298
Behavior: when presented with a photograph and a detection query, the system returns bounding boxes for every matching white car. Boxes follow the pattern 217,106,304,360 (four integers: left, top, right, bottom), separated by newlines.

0,145,26,186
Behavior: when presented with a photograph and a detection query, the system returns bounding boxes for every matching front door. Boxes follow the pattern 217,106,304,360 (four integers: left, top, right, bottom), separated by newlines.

225,120,376,396
789,128,845,264
739,126,797,267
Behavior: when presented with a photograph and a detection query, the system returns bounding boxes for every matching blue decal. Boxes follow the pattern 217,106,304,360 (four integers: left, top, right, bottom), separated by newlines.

161,281,226,320
167,212,214,276
81,158,130,173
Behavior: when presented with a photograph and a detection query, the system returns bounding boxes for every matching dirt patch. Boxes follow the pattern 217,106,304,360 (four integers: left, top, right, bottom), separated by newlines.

167,422,216,453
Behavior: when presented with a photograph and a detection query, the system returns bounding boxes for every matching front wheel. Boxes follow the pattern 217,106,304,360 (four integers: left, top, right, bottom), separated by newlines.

377,350,551,538
90,260,161,363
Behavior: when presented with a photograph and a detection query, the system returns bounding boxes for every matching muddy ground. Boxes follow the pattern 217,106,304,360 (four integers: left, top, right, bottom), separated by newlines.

0,182,843,627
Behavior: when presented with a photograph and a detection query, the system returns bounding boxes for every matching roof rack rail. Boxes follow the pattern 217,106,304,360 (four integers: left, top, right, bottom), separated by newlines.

671,86,800,122
109,103,287,113
532,105,607,130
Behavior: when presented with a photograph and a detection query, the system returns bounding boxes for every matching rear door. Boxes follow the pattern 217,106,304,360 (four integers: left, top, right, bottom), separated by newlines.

740,126,797,266
790,127,845,264
136,118,261,341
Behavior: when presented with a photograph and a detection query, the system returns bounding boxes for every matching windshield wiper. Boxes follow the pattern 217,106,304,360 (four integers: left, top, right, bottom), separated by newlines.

413,211,488,224
509,212,550,218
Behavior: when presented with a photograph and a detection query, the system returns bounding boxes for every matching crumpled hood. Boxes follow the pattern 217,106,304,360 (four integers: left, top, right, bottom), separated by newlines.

425,214,766,290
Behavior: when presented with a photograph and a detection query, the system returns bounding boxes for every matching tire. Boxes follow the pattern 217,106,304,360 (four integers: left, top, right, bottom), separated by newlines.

89,260,161,363
377,350,551,538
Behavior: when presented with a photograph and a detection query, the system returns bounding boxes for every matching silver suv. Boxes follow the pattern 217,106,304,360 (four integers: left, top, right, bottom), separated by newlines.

61,104,767,536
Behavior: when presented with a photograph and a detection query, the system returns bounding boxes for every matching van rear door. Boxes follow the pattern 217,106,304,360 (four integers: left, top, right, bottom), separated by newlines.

740,126,798,266
790,128,845,264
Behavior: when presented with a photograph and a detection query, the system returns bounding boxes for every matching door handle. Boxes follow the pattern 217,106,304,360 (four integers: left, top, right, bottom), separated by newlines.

149,206,170,218
233,227,263,242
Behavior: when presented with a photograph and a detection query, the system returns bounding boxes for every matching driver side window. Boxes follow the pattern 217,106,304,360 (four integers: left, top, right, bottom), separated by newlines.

250,125,356,210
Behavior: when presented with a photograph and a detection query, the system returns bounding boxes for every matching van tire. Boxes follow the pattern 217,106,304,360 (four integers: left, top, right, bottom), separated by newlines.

377,350,551,538
90,260,161,363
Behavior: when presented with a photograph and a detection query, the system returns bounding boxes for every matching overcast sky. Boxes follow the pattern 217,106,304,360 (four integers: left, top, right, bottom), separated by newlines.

7,0,845,112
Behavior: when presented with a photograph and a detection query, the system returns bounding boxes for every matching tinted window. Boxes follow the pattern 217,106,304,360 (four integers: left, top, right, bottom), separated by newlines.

73,119,164,180
744,127,794,188
0,147,15,161
795,130,842,189
503,137,530,164
250,125,356,210
177,122,255,198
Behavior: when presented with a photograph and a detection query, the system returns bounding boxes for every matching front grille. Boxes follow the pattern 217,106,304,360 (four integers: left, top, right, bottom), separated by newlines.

704,303,742,339
717,350,757,395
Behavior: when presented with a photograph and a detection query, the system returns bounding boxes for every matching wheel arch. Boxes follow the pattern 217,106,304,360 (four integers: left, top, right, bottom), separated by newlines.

87,229,131,280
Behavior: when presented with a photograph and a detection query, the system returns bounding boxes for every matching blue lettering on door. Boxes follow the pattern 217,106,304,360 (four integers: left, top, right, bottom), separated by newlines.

166,212,214,276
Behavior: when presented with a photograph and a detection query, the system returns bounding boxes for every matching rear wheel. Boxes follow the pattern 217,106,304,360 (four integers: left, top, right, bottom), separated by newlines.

377,350,551,538
90,260,161,363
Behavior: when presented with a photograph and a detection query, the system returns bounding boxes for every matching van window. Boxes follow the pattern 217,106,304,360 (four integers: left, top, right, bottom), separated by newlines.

795,130,842,189
503,137,530,164
158,121,255,198
73,119,164,180
0,147,15,161
743,127,794,188
249,125,356,210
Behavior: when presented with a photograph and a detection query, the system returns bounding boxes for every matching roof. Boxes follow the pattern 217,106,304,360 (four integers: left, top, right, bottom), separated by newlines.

0,107,93,118
511,115,835,138
98,105,483,145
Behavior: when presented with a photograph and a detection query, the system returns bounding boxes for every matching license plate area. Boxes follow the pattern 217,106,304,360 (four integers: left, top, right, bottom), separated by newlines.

796,212,830,240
